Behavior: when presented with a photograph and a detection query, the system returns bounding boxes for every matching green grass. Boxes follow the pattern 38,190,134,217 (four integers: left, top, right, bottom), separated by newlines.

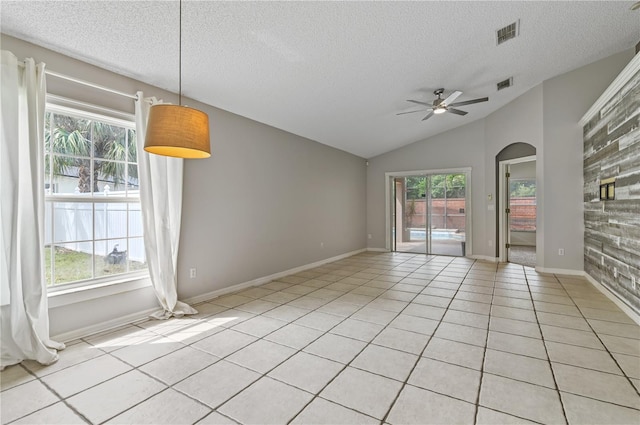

45,245,146,286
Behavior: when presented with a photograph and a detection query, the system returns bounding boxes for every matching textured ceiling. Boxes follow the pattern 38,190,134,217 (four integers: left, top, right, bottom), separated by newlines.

2,1,639,158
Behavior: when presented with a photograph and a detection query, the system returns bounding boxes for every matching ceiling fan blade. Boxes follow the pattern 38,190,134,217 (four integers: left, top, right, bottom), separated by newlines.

421,111,434,121
448,97,489,107
447,108,468,116
443,90,462,105
397,109,431,115
407,100,432,107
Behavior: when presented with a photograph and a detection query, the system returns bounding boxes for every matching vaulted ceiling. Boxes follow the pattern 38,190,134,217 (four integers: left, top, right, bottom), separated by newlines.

2,1,639,158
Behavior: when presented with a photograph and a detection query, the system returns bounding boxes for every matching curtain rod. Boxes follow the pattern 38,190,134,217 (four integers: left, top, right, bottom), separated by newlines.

17,60,138,100
46,69,138,100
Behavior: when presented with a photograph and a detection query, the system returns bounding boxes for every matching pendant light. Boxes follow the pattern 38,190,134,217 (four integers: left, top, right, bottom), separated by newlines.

144,0,211,159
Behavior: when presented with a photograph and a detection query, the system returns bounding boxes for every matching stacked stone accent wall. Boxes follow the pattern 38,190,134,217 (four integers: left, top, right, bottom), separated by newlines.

583,67,640,312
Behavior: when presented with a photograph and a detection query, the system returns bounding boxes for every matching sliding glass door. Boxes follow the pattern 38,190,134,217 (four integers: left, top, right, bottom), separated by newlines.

392,173,467,256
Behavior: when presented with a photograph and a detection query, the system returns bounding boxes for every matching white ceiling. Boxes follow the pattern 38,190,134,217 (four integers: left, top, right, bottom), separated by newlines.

2,1,639,158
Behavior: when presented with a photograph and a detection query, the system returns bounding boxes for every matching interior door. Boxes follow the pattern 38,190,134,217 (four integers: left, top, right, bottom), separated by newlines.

505,165,512,261
506,160,537,267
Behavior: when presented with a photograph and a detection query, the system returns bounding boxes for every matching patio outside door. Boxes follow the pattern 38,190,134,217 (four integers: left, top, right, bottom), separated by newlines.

392,173,466,256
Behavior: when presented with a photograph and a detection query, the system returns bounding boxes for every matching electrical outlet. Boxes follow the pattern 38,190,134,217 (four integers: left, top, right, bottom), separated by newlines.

632,276,637,290
189,268,197,279
613,267,618,279
558,248,565,256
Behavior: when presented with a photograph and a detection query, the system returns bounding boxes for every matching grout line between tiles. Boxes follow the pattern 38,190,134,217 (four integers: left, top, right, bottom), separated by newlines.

11,363,93,425
524,270,570,425
473,259,499,425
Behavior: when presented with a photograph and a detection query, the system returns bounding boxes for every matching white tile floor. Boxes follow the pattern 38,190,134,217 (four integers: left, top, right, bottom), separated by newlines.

2,252,640,424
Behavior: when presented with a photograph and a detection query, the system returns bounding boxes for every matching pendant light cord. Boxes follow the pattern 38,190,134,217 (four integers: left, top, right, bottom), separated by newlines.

178,0,182,107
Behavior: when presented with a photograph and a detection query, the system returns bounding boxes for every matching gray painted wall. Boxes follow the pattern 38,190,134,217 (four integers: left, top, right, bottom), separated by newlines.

179,102,366,300
2,35,366,337
367,49,634,272
541,49,634,270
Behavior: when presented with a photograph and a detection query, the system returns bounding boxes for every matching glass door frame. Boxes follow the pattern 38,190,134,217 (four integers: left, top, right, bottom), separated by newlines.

498,155,536,263
392,176,430,254
385,167,472,256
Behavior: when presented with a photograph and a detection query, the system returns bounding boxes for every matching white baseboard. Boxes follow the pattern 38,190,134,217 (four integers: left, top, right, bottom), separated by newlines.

366,248,389,252
52,307,159,343
583,272,640,326
535,267,584,276
184,248,367,306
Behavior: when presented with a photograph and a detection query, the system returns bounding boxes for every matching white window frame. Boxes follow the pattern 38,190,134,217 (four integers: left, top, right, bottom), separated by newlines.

44,98,150,299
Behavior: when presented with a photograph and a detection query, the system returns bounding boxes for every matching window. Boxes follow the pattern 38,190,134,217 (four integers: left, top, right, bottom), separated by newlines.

509,178,536,232
44,104,147,289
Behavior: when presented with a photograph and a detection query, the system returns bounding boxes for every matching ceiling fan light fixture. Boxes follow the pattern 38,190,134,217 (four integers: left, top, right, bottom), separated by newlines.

400,88,488,121
433,106,447,114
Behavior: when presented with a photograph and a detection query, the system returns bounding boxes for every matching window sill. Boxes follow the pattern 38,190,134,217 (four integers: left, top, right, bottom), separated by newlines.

48,272,152,308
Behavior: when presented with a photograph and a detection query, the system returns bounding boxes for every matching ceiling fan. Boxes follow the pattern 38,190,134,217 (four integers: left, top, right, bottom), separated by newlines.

398,88,489,121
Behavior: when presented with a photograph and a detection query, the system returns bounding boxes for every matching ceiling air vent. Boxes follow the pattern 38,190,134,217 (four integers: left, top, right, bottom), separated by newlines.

497,77,513,91
496,20,519,45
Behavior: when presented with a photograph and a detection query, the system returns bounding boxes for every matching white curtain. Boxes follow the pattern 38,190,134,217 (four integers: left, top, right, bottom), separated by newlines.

135,92,197,319
0,51,65,369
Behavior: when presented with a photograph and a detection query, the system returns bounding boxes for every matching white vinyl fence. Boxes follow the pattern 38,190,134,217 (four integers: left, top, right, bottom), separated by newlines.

44,199,145,263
